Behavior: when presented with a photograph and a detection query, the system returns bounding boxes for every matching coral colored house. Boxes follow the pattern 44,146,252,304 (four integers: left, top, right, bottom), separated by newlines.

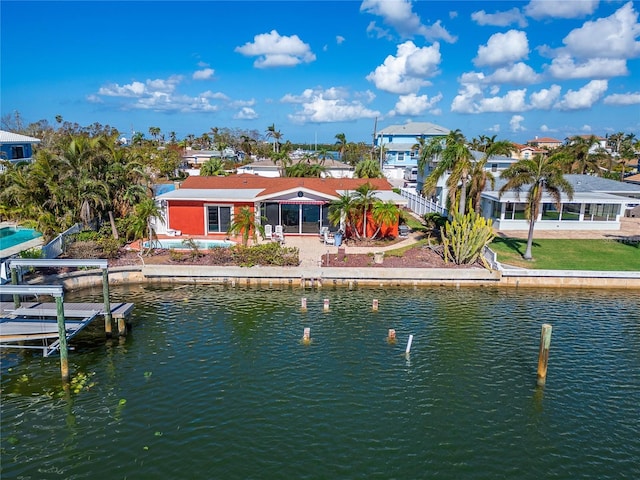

155,174,407,241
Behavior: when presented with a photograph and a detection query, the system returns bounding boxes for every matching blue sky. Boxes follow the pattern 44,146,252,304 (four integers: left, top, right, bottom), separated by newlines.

2,0,640,145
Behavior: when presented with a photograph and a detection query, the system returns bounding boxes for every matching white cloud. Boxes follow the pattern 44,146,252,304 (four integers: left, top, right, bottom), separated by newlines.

234,30,316,68
366,41,441,94
559,2,640,60
193,68,214,80
529,85,562,109
390,93,443,116
234,107,258,120
366,20,393,40
360,0,456,42
525,0,598,20
474,30,529,67
510,115,526,132
471,8,527,28
547,55,629,79
336,35,345,45
478,89,528,113
485,62,539,85
284,87,380,123
603,91,640,105
555,80,608,110
98,76,182,97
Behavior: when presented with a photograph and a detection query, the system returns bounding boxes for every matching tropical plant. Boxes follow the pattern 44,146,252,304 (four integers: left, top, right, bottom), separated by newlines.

499,154,574,260
423,129,473,215
371,200,400,239
564,135,607,175
353,182,379,239
354,158,383,178
441,210,495,267
227,206,264,247
335,133,347,160
126,198,164,252
328,192,359,238
200,158,227,176
468,138,514,213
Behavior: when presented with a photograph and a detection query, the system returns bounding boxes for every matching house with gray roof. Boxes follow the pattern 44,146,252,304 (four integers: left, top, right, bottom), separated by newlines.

0,130,41,172
375,122,450,180
480,174,640,231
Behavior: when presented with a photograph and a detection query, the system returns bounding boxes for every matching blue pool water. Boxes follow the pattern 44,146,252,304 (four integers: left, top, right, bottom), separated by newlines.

0,226,42,250
143,238,235,249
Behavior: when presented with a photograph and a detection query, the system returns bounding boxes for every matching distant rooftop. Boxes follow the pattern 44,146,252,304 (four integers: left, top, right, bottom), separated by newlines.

0,130,41,144
378,122,450,136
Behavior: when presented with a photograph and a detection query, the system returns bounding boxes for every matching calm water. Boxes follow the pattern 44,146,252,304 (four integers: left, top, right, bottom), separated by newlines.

1,285,639,479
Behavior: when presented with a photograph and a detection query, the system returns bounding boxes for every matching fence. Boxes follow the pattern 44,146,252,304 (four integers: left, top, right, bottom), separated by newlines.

400,188,448,217
41,223,82,259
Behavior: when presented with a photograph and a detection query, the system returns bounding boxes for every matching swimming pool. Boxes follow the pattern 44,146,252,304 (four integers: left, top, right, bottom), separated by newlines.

143,238,235,250
0,226,42,250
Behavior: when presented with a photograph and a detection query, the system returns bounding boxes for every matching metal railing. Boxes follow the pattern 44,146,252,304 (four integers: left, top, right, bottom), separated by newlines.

400,188,448,217
41,224,82,259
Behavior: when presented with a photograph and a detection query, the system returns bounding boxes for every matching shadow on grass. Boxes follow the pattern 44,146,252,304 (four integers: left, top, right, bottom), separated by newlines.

492,236,541,257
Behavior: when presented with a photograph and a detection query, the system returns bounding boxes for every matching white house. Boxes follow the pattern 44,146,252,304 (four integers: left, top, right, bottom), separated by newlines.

480,174,640,231
236,157,354,178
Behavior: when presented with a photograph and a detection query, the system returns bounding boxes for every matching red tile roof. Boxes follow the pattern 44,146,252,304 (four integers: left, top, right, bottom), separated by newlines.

180,174,394,196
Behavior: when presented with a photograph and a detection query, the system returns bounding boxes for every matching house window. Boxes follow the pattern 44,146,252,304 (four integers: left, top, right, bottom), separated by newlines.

505,202,527,220
398,152,404,162
541,204,560,220
561,203,581,221
584,203,619,221
207,205,232,233
10,146,24,159
491,163,498,172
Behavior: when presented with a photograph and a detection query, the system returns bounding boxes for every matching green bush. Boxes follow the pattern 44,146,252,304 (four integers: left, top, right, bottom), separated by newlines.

441,211,495,267
232,242,299,267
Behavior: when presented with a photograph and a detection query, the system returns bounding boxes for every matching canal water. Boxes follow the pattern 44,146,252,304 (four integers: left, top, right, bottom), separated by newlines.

1,285,639,479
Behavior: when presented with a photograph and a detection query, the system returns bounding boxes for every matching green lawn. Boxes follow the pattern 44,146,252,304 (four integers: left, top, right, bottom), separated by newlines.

490,237,640,270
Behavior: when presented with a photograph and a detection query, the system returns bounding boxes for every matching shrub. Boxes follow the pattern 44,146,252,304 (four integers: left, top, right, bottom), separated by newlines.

441,211,495,267
232,242,299,267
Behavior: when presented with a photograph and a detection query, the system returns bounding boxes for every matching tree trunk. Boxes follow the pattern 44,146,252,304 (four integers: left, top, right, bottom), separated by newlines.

108,211,119,240
524,217,536,260
458,179,467,216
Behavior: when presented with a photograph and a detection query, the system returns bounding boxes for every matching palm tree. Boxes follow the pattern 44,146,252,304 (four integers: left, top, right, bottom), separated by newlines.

371,200,400,239
266,123,282,153
149,127,161,144
499,154,574,261
127,197,163,248
335,133,347,160
468,139,514,213
200,158,226,176
354,158,383,178
228,206,262,247
417,136,445,184
423,129,473,215
565,135,606,175
354,182,379,239
328,192,359,237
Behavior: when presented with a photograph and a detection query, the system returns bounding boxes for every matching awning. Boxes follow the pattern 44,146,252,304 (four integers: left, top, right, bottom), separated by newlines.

277,200,327,205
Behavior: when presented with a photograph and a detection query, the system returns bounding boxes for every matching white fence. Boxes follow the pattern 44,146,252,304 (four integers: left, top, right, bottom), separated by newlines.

400,188,448,217
41,223,82,259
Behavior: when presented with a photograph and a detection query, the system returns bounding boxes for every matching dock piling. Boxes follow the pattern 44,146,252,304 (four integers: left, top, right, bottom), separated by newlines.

536,324,552,386
405,334,414,354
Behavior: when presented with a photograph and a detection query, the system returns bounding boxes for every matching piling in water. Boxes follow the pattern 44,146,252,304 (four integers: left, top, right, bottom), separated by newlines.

406,334,414,354
536,324,552,386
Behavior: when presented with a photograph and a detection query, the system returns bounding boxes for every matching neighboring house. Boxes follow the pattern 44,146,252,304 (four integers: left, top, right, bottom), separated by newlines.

0,130,41,172
567,134,609,154
624,173,640,186
416,150,517,206
526,136,563,150
480,174,640,231
375,122,450,180
236,157,354,178
155,175,406,240
511,143,547,160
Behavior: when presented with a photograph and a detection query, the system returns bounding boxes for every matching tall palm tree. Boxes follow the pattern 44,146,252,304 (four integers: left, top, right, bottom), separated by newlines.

423,129,473,215
200,158,226,176
354,182,379,239
228,206,263,247
468,139,514,213
499,154,574,261
565,135,606,175
266,123,282,153
417,136,445,183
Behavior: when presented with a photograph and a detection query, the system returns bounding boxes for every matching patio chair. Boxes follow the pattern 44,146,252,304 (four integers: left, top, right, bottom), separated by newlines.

264,224,273,241
319,226,329,242
274,225,285,243
323,230,335,246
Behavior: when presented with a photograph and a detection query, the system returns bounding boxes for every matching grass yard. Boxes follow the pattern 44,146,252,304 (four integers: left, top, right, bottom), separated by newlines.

490,237,640,270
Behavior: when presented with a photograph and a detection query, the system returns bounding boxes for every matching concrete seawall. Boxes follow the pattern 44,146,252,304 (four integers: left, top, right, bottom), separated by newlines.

31,265,640,290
